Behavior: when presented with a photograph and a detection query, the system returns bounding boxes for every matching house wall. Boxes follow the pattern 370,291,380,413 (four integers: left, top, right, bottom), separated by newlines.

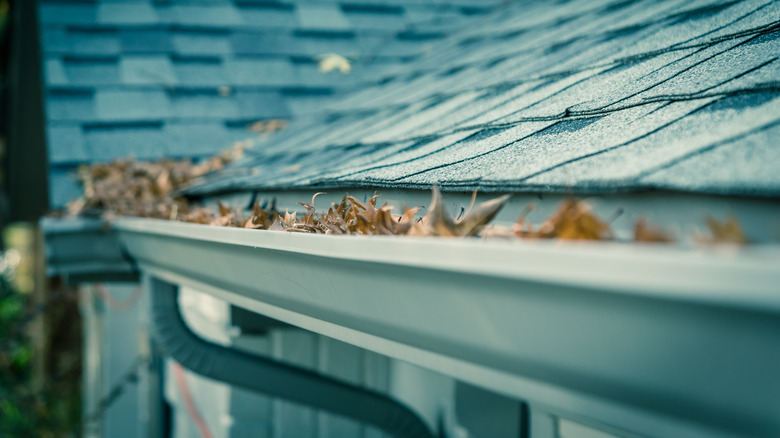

168,286,398,438
80,283,143,438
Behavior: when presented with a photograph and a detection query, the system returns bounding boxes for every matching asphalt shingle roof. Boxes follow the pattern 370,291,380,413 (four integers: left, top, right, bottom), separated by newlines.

185,0,780,199
39,0,500,206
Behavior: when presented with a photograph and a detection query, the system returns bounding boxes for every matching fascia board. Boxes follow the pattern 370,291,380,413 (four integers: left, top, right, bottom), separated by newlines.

114,216,780,438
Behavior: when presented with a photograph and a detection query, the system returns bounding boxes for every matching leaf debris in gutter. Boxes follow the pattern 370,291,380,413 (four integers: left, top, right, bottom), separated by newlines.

60,153,748,245
64,145,245,221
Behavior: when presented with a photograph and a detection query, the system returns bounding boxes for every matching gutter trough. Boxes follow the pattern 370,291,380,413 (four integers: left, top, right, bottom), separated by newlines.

112,217,780,438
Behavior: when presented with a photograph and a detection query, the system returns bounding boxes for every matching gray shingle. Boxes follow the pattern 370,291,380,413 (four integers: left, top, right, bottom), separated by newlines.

328,131,477,183
44,59,69,87
120,29,174,54
41,29,70,54
47,124,89,164
97,3,159,25
63,57,121,86
639,35,780,99
49,167,85,209
342,9,407,32
639,122,780,195
360,92,480,144
165,121,249,156
470,69,609,126
524,93,780,189
708,57,780,94
169,5,244,26
686,0,779,44
225,59,299,87
625,0,768,55
295,35,373,58
119,56,177,85
46,90,96,122
247,117,346,157
169,90,240,119
231,32,299,56
68,30,122,57
235,6,297,29
407,81,545,137
284,94,337,117
295,4,353,35
85,122,168,161
94,90,171,120
171,30,233,56
233,91,291,119
39,4,97,25
171,58,228,87
282,104,423,154
370,38,435,58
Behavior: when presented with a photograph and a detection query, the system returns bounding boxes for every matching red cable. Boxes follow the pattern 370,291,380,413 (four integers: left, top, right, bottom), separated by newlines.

93,283,143,312
172,361,215,438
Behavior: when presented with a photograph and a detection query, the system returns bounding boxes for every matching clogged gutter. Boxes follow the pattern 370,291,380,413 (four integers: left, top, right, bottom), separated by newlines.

60,147,747,245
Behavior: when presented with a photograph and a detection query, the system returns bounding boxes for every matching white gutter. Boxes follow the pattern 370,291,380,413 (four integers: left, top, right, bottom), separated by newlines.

112,216,780,438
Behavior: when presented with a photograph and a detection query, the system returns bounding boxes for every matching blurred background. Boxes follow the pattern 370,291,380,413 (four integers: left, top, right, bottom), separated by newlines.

1,0,83,435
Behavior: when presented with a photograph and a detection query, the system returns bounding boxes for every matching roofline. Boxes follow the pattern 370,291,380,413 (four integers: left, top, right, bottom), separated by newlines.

102,216,780,438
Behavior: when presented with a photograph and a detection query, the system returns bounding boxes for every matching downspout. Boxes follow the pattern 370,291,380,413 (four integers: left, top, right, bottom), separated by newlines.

150,278,436,438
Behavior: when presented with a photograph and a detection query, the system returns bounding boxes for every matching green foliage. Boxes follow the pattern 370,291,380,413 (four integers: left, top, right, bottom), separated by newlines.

0,272,82,438
0,0,8,38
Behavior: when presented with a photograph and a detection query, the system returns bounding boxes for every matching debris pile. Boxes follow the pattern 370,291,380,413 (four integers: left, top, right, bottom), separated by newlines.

64,153,747,244
66,145,244,220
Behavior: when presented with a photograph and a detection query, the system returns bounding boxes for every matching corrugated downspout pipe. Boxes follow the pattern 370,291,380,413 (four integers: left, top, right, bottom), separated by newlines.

151,281,436,438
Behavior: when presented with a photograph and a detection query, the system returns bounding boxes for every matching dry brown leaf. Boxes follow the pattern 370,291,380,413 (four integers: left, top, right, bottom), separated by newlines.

217,201,231,217
249,119,287,134
511,204,536,237
634,218,674,243
281,210,297,228
242,200,278,229
480,225,516,239
532,199,612,241
297,192,325,213
699,215,748,245
412,186,510,237
457,193,512,237
66,144,247,223
67,197,87,216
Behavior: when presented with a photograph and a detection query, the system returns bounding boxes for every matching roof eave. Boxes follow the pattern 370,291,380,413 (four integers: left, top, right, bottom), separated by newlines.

41,216,138,284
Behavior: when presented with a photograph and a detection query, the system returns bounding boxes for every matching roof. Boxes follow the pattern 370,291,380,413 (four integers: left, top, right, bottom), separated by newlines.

38,0,502,207
185,0,780,199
